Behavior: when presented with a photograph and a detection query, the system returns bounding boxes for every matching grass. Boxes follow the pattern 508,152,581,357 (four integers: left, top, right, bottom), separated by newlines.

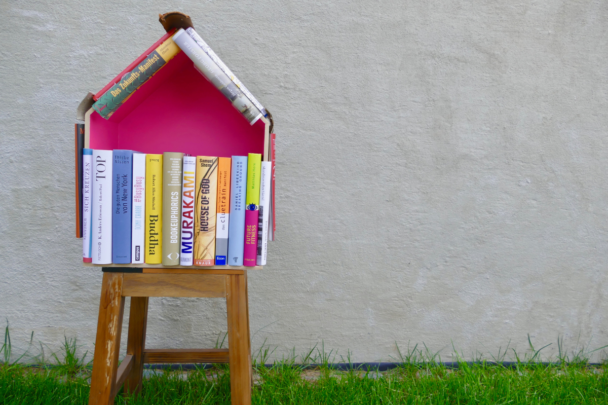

1,324,608,404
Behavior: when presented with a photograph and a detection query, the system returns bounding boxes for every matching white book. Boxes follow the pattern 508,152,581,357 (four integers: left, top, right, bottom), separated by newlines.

180,156,196,266
173,29,262,125
257,162,272,265
131,153,146,264
185,27,267,118
92,150,113,264
82,149,93,262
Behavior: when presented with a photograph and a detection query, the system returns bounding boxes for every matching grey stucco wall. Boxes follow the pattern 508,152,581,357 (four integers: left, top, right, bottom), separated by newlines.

1,0,607,363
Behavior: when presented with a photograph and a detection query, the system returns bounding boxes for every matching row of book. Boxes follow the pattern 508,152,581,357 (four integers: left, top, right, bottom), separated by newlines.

82,151,271,267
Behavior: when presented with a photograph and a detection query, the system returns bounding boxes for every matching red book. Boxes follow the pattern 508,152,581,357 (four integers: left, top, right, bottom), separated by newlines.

271,133,276,238
93,29,176,101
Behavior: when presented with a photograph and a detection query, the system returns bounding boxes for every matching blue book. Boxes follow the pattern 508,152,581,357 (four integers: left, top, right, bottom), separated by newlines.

227,156,248,266
112,150,133,263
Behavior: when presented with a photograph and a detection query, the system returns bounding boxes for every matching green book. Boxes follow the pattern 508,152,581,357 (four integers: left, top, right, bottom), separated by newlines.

162,152,184,266
92,36,180,119
245,153,262,207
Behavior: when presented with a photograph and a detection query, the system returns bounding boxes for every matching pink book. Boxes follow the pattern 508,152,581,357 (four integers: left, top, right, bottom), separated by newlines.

243,210,259,266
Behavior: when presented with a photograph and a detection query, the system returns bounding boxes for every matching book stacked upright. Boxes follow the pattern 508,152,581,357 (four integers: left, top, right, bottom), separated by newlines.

162,152,184,266
194,157,218,266
243,153,261,267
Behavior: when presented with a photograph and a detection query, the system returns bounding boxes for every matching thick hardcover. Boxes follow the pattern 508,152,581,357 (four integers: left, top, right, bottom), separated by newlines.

243,153,261,266
82,149,93,262
227,156,247,266
75,124,84,238
194,156,218,266
186,28,266,118
257,161,271,265
162,152,184,266
93,30,175,100
92,150,113,264
92,35,180,119
145,154,163,264
131,153,146,264
215,157,231,265
172,29,261,124
180,156,196,266
112,151,133,264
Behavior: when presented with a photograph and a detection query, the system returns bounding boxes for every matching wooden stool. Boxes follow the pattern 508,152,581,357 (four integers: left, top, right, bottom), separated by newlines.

88,267,252,405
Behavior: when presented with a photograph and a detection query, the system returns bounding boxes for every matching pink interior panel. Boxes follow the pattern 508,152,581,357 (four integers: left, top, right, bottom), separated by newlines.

89,51,265,158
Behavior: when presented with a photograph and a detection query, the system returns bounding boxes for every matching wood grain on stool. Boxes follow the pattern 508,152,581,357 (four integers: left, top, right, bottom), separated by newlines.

89,273,125,405
124,296,148,395
122,273,226,297
226,274,252,405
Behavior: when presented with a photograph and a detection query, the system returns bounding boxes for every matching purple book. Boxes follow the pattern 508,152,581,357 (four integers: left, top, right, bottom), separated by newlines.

243,209,259,267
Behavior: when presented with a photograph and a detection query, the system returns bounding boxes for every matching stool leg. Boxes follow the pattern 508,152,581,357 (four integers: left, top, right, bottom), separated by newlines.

226,274,252,405
124,297,149,395
89,273,125,405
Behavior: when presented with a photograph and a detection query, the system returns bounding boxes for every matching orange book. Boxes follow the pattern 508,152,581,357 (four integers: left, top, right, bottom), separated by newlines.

194,156,218,266
215,158,231,265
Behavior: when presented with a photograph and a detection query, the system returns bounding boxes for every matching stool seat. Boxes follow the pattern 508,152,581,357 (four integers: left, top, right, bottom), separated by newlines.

88,268,252,405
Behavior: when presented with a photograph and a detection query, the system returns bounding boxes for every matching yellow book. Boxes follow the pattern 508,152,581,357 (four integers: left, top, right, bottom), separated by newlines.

145,154,163,264
194,156,218,266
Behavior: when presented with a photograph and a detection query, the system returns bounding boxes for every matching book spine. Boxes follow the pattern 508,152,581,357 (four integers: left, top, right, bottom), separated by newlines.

92,35,180,119
131,153,146,264
257,162,272,265
185,27,267,117
82,149,93,262
243,153,261,267
271,132,276,241
194,157,218,266
180,156,196,266
215,157,231,265
94,29,175,100
227,156,248,266
75,124,84,238
112,151,133,264
92,150,113,264
172,29,262,125
145,154,163,264
162,152,184,266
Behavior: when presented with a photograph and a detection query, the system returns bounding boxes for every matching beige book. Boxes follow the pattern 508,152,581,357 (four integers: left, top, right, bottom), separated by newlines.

162,152,183,266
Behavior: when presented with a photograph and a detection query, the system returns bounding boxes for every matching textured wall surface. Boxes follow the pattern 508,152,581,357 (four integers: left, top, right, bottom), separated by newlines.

1,0,607,363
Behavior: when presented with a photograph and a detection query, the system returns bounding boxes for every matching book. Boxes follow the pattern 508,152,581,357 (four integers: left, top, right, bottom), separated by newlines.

92,150,113,264
82,148,93,263
243,153,261,267
185,28,267,118
112,151,133,264
172,29,262,125
93,30,175,100
215,157,231,265
162,152,184,266
145,154,163,264
180,156,196,266
92,34,180,119
257,161,271,265
131,153,146,264
271,132,276,241
227,156,248,266
194,156,218,266
75,123,84,238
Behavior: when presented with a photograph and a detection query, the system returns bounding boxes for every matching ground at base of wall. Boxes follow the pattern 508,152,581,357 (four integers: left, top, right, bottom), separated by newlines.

2,362,608,404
